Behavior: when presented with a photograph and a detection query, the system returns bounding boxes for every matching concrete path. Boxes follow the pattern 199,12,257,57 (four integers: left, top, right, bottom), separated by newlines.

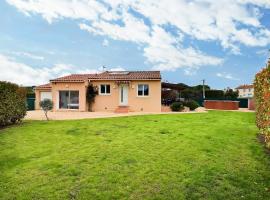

24,109,207,121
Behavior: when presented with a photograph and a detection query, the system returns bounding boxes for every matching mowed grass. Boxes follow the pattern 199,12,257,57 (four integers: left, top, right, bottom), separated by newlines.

0,111,270,200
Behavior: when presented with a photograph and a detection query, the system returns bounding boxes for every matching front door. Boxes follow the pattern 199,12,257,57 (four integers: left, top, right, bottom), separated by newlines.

119,85,128,106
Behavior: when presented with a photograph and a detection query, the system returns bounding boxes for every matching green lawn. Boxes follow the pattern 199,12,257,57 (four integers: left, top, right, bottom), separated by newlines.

0,111,269,200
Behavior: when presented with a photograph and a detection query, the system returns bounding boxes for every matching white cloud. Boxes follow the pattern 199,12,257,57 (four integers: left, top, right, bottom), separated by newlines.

216,72,240,80
256,49,269,56
109,66,126,71
9,51,44,60
0,54,127,86
6,0,270,72
0,54,73,85
102,39,109,47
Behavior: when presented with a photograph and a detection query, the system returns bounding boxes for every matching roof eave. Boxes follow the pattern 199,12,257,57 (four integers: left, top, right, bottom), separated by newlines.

50,80,86,83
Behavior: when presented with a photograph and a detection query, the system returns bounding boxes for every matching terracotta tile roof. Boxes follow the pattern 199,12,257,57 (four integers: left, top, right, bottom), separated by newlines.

35,83,51,90
50,71,161,82
50,74,93,82
235,84,253,89
90,71,161,80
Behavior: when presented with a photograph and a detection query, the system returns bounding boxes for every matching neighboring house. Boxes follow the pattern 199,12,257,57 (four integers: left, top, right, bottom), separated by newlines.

235,84,254,98
35,71,161,112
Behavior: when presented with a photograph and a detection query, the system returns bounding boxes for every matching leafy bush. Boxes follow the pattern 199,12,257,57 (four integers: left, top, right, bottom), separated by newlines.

254,61,270,148
86,84,98,111
170,102,184,112
39,99,53,120
205,90,224,98
0,81,27,127
184,100,200,110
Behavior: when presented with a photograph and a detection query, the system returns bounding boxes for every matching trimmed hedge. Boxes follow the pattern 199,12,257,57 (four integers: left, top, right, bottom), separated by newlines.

170,102,184,112
254,61,270,148
184,100,200,111
0,81,27,127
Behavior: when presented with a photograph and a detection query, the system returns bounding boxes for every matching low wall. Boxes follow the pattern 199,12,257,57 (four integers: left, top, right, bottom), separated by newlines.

161,105,171,112
248,98,255,110
204,100,239,110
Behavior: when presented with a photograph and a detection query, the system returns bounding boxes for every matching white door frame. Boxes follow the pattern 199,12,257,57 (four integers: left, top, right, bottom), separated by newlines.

119,84,128,106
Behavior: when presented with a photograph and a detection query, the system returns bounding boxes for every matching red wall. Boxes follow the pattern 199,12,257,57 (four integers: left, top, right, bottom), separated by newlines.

248,98,255,110
204,100,239,110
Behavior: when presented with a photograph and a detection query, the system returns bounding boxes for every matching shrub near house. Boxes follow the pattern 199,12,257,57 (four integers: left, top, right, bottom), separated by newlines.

0,81,27,126
254,60,270,148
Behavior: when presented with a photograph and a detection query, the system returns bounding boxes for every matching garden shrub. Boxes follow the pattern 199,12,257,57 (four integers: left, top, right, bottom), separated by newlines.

184,100,200,110
86,84,98,111
39,99,53,120
170,102,184,112
254,60,270,148
0,81,27,127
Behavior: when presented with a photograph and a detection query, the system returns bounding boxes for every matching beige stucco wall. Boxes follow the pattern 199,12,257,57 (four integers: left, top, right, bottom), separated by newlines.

51,82,87,112
35,80,161,112
35,89,51,110
91,80,161,112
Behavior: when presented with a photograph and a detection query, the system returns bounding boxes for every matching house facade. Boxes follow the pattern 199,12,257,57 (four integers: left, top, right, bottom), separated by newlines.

35,71,162,112
235,84,254,98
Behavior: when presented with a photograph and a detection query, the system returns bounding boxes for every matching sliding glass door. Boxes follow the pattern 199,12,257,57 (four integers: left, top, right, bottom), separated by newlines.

59,91,79,109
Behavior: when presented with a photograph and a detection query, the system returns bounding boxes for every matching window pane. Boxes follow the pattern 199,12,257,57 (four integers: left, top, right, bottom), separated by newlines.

138,85,143,96
69,91,79,109
121,86,124,102
144,85,149,96
100,85,105,93
59,91,69,109
106,85,110,94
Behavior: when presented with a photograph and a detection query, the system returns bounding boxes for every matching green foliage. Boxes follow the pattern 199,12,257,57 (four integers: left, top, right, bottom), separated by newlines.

254,60,270,148
0,112,270,199
224,88,239,99
184,100,200,110
205,90,224,98
86,84,98,111
39,99,53,120
0,81,27,127
21,86,35,95
181,89,202,101
170,102,184,111
162,82,189,91
191,84,210,91
162,89,178,101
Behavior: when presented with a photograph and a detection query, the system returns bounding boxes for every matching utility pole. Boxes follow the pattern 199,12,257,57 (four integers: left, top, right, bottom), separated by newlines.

202,79,206,99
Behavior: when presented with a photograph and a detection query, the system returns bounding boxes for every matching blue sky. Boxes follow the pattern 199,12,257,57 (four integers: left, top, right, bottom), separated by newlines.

0,0,270,89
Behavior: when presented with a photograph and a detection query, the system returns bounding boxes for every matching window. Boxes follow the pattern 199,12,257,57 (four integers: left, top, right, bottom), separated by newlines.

100,84,110,95
59,91,79,109
138,84,149,96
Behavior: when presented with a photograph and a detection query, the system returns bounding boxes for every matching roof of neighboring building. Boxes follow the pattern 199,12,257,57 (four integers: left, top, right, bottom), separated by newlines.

50,71,161,82
235,84,254,89
35,83,52,90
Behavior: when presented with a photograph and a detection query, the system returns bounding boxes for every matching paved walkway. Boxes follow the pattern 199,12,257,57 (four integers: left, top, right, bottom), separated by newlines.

25,109,207,120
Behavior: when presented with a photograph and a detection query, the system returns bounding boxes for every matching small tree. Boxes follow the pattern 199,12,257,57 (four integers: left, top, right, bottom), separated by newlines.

39,99,53,120
86,84,98,111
